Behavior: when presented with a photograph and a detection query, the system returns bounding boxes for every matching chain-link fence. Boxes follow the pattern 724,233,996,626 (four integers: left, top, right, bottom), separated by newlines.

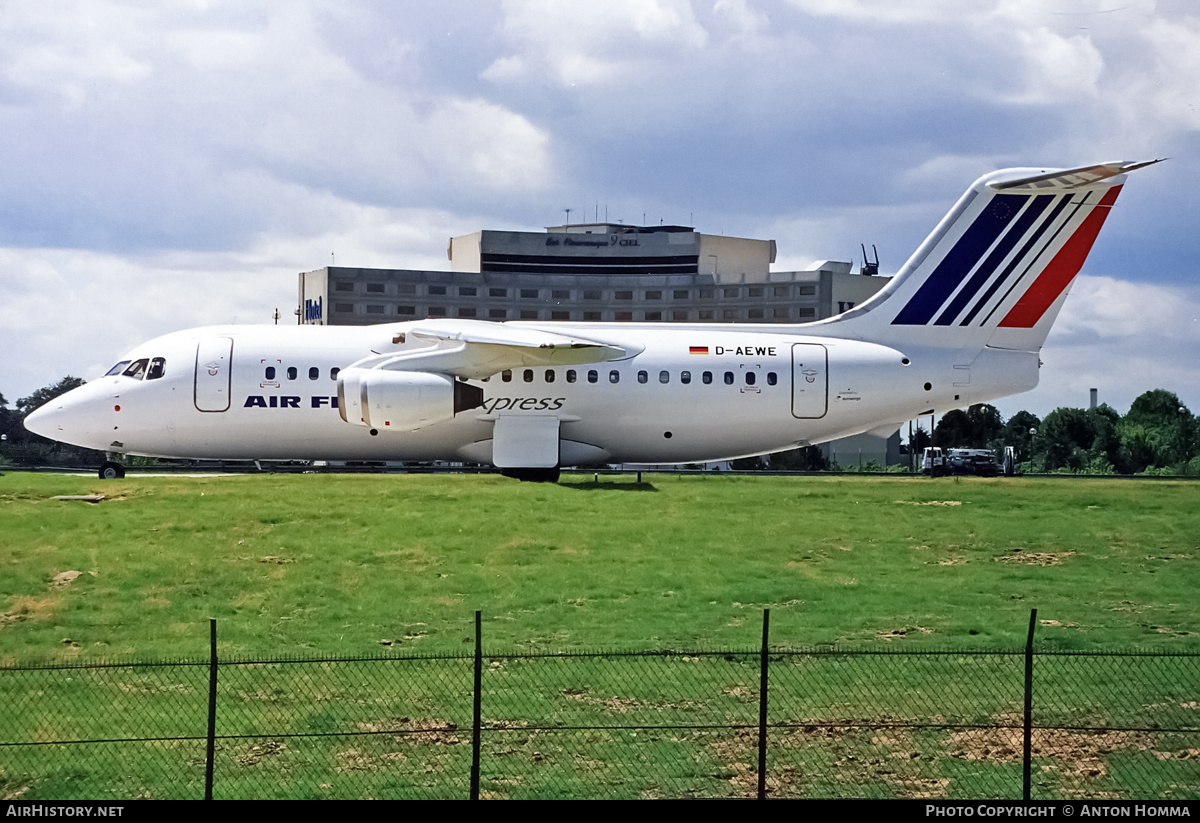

2,613,1197,800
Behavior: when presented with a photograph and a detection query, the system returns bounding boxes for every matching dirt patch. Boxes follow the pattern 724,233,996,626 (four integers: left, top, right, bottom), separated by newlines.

713,720,949,799
895,500,962,506
1,594,62,627
236,741,286,766
1039,619,1082,629
876,626,933,640
50,570,92,588
561,687,705,714
947,724,1161,784
994,550,1075,566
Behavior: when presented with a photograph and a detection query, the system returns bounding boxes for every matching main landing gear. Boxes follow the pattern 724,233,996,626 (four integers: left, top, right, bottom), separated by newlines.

501,467,561,483
98,462,125,479
99,451,126,479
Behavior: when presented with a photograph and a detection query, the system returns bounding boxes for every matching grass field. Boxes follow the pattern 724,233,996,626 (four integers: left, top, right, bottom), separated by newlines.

2,471,1198,660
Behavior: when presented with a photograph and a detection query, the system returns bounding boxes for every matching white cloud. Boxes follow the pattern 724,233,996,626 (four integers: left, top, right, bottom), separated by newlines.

997,275,1200,418
483,0,708,86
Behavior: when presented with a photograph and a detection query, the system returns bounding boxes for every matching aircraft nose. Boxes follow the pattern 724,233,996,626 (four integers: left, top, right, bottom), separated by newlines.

23,401,62,440
23,383,114,448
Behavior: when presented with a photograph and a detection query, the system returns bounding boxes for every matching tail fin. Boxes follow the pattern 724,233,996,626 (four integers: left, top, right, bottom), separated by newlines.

824,160,1161,351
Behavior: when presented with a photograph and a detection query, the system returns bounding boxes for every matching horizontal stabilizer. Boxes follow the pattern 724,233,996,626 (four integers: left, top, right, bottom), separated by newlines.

989,159,1164,193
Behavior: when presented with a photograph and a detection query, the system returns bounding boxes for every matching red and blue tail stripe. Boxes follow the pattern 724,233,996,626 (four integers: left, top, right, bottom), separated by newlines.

890,186,1122,330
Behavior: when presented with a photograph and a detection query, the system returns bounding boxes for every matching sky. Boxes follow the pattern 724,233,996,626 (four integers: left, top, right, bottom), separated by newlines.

2,0,1198,423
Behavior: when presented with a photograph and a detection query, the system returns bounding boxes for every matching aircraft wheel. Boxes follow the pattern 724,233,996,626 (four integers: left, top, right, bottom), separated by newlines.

99,462,125,480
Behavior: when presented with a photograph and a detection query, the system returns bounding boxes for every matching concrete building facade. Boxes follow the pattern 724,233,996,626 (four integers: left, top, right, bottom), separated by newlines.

299,224,887,328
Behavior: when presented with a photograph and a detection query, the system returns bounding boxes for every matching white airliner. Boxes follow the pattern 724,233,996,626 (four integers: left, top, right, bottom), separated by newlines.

26,161,1158,481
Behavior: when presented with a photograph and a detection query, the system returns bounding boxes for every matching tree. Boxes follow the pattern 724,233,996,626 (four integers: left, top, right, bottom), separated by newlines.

1121,389,1194,470
1003,410,1040,463
933,404,1005,449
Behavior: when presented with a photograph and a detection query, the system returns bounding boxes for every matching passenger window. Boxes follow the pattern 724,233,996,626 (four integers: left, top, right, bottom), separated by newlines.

105,361,131,377
331,368,340,381
123,359,149,380
681,371,691,385
588,370,598,384
566,370,576,383
523,369,534,383
746,372,756,386
287,367,297,380
609,370,620,384
659,370,669,384
724,372,734,385
702,371,713,385
309,367,319,381
147,358,166,380
638,370,648,384
767,372,777,386
265,366,276,380
502,370,512,383
545,369,555,383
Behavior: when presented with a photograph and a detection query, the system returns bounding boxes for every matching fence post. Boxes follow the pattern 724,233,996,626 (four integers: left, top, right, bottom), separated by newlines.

205,618,217,801
758,608,770,800
470,610,483,800
1023,608,1037,801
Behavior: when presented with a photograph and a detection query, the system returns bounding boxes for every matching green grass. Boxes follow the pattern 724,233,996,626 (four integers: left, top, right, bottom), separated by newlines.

1,472,1197,660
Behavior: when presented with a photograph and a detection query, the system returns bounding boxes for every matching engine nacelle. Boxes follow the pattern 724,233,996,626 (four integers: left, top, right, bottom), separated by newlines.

337,368,484,431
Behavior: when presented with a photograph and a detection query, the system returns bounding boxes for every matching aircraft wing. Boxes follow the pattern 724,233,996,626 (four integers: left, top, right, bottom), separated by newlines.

346,320,629,380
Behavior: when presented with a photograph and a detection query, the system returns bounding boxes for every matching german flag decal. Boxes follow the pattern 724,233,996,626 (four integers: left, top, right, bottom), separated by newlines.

689,346,708,355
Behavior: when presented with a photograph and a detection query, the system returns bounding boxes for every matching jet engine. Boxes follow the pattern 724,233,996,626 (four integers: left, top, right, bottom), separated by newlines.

337,368,484,431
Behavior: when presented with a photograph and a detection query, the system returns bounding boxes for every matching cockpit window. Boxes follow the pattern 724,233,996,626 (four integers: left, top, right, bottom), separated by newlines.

105,361,131,377
147,357,166,380
123,359,149,380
